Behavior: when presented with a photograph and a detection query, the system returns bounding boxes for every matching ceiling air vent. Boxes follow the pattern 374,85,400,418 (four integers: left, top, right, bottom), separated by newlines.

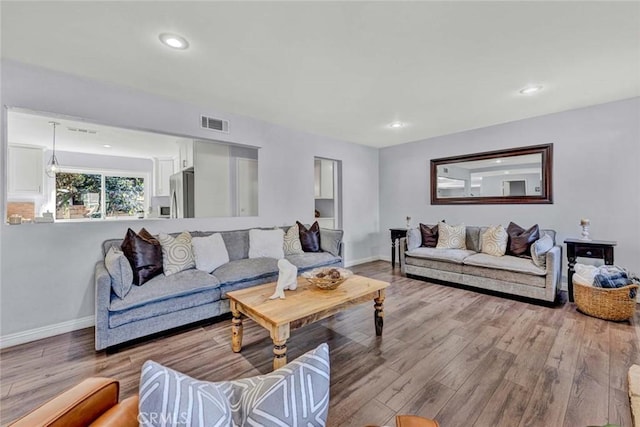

200,115,229,133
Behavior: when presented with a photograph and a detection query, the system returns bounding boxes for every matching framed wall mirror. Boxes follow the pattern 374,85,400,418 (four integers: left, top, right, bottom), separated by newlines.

430,144,553,205
5,107,259,222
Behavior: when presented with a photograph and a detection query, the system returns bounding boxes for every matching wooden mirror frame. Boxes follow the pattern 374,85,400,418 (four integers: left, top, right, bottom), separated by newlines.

430,143,553,205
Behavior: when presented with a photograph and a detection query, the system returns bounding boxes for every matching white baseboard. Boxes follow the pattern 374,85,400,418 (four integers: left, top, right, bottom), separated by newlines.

0,315,94,349
345,256,381,267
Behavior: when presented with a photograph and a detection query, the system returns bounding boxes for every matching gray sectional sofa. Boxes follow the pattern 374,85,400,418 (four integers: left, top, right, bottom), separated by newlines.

95,227,343,350
400,226,562,303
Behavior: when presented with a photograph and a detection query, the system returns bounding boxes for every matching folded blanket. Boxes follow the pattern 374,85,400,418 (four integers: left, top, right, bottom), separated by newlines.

594,272,631,288
593,265,637,298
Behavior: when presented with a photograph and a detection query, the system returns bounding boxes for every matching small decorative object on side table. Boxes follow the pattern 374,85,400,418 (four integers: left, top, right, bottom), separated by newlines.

580,218,591,240
390,228,409,269
564,237,617,302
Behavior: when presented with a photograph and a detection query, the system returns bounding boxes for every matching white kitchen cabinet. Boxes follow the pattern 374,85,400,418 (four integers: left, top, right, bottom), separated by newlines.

154,158,175,196
316,217,334,229
8,145,43,195
177,139,194,170
314,159,334,199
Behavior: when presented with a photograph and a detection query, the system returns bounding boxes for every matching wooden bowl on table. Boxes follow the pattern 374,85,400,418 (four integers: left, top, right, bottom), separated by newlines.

303,267,353,290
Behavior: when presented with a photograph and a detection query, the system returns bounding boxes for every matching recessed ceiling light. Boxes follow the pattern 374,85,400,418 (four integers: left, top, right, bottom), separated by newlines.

519,85,543,95
504,171,510,174
159,33,189,50
495,159,502,163
103,144,111,148
389,121,404,129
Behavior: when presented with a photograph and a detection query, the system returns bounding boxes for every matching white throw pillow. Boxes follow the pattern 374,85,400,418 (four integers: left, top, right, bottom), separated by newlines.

104,246,133,298
531,234,554,268
406,228,422,251
158,232,195,276
283,224,304,255
480,225,508,257
436,222,466,249
249,229,285,259
192,233,230,273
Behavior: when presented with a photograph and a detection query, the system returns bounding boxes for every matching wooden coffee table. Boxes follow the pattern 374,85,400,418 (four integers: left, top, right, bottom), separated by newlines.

227,274,389,370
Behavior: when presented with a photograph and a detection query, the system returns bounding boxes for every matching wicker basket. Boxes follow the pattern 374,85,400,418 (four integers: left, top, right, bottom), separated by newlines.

573,279,638,321
303,267,353,290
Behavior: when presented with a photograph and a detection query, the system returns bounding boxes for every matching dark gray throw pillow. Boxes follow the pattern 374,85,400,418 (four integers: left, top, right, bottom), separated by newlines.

121,228,163,285
297,221,321,252
506,222,540,257
419,223,438,247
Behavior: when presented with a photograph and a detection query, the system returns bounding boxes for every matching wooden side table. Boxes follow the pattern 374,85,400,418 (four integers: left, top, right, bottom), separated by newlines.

564,238,617,302
390,228,408,269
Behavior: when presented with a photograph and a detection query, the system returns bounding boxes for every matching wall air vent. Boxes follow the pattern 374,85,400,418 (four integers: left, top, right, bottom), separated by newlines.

200,115,229,133
67,127,97,134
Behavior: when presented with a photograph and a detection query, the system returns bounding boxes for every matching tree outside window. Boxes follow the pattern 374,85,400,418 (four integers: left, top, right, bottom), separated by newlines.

105,176,144,217
56,172,145,220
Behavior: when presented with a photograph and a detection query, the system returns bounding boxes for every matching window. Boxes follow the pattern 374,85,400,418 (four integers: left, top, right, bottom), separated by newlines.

56,171,146,220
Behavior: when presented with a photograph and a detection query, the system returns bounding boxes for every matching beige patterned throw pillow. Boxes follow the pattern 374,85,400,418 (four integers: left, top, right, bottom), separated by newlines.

481,225,508,257
158,232,195,276
283,224,304,255
436,222,467,249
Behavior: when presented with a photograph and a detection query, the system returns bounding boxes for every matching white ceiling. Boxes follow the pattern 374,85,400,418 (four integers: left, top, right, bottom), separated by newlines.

1,1,639,148
8,110,182,158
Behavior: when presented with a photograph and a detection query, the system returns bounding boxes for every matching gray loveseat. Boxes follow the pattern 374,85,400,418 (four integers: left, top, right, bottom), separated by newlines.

95,227,343,350
400,226,561,303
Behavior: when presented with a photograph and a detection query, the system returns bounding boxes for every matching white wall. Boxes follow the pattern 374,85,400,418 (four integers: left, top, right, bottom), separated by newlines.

0,60,380,338
480,172,540,197
379,98,640,282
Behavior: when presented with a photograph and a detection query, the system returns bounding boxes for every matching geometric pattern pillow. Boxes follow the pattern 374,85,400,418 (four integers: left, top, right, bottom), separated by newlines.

218,343,330,427
139,360,232,427
157,232,195,276
139,343,330,427
436,222,467,249
480,225,508,257
283,224,304,255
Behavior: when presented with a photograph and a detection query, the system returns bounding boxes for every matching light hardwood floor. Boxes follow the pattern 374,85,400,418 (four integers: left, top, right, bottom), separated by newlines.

1,261,638,426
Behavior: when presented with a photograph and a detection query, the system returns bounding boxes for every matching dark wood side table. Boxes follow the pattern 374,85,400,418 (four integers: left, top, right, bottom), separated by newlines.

564,238,617,302
390,228,408,269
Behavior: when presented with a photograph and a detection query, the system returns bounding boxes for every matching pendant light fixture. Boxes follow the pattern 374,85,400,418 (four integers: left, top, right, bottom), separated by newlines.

45,121,61,178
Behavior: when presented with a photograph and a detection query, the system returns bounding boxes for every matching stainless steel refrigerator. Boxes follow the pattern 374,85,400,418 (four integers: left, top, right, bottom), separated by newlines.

169,170,195,218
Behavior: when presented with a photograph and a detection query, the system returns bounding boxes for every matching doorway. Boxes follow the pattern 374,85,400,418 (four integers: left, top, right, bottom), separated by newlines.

314,157,342,229
502,180,526,196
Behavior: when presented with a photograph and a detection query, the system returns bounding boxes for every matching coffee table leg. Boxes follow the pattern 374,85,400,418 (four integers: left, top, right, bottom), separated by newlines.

374,291,385,336
231,308,243,353
271,324,290,370
273,340,287,370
